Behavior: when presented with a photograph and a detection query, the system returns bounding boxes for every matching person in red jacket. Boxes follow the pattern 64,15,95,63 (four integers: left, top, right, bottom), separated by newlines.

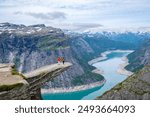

57,57,61,64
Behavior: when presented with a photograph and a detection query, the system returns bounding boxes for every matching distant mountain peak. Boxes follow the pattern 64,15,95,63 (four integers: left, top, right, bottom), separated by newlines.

0,22,63,36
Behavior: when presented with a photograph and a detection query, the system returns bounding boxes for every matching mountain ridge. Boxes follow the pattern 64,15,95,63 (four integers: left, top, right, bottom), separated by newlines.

0,23,149,91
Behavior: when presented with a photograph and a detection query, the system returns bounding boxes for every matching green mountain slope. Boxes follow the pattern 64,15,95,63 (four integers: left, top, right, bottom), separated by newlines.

97,66,150,100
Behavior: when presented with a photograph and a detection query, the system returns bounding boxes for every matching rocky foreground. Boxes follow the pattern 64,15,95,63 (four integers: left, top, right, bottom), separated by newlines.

0,63,71,100
97,66,150,100
0,63,28,91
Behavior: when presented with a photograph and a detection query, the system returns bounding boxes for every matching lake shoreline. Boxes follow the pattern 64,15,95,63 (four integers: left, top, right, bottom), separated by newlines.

89,50,134,76
117,57,133,76
41,79,106,94
41,50,133,94
88,49,133,65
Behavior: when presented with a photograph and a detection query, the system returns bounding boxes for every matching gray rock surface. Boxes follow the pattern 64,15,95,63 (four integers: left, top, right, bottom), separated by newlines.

0,63,71,100
126,40,150,71
0,23,104,89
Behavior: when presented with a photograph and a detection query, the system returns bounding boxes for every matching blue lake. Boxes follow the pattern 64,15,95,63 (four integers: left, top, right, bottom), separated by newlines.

42,51,131,100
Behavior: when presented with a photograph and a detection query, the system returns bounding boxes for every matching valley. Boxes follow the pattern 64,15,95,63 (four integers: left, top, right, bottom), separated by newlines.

0,23,149,100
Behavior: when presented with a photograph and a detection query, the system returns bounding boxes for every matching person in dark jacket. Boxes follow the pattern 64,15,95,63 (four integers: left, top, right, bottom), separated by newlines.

61,57,65,64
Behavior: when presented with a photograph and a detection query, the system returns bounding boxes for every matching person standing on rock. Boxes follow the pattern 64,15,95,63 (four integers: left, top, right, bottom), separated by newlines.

62,57,65,64
58,57,61,64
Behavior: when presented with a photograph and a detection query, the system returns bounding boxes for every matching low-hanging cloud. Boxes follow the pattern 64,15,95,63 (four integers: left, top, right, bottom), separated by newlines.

14,11,67,20
74,23,103,30
60,23,103,31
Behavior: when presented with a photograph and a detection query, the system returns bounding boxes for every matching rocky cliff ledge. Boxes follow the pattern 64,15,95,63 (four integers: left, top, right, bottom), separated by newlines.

0,63,72,100
97,66,150,100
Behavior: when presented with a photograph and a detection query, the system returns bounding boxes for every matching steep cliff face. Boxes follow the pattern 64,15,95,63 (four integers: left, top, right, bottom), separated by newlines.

97,66,150,100
0,23,67,72
125,39,150,72
0,23,103,89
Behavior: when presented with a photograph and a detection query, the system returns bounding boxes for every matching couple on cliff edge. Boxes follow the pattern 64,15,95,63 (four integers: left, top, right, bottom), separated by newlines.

57,57,65,64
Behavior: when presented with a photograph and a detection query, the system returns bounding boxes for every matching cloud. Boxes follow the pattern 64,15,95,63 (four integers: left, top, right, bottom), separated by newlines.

14,11,67,20
58,23,103,31
73,23,103,30
14,11,22,15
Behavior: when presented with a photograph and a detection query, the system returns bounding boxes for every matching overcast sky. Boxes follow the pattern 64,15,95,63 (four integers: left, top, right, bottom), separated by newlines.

0,0,150,31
